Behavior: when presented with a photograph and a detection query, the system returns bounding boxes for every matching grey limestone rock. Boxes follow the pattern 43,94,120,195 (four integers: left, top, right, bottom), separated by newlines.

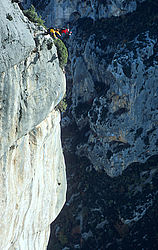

72,31,158,176
0,0,66,158
0,0,67,249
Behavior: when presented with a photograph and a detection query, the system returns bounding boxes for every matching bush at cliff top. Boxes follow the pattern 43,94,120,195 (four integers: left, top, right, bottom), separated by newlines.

23,5,45,27
53,39,68,69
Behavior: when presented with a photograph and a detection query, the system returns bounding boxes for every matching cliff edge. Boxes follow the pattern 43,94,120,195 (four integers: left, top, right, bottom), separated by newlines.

0,0,67,249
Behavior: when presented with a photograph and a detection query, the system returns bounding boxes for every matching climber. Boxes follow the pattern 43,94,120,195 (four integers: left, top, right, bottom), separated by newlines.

46,28,61,39
60,28,72,36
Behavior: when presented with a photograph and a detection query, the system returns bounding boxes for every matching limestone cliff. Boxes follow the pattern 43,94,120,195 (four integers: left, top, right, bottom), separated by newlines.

26,1,158,249
0,0,66,249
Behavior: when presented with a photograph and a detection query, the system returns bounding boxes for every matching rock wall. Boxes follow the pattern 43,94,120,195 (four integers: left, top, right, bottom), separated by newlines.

22,0,145,27
0,110,66,250
71,30,158,177
26,0,158,249
0,0,66,249
66,0,158,177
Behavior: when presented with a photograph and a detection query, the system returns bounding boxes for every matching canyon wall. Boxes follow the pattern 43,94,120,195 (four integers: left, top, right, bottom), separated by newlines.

22,0,158,249
0,0,67,249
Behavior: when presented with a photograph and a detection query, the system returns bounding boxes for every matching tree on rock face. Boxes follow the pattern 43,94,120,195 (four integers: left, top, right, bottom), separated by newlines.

54,39,68,69
23,5,45,27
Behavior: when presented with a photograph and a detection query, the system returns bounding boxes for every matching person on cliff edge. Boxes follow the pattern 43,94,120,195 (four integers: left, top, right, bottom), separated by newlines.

45,27,72,39
46,28,61,39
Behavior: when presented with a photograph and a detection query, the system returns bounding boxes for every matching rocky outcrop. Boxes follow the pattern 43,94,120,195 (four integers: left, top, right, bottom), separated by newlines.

0,0,66,249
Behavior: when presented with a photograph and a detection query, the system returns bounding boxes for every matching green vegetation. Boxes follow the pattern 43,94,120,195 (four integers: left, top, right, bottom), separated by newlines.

23,5,45,27
23,6,68,69
53,39,68,69
55,94,67,113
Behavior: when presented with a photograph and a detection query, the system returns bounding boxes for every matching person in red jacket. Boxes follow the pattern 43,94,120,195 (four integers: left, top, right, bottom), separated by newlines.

60,28,72,36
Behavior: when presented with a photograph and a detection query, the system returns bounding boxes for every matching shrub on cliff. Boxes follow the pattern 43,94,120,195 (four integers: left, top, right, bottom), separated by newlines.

23,5,45,27
53,39,68,69
55,94,67,113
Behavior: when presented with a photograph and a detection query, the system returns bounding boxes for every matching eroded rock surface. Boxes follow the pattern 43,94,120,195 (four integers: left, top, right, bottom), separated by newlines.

74,31,158,176
0,0,66,249
0,110,66,250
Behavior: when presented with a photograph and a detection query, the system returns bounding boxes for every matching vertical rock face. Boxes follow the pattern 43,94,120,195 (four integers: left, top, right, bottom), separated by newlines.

27,0,158,249
0,111,66,250
0,0,66,249
63,0,158,177
72,30,158,177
